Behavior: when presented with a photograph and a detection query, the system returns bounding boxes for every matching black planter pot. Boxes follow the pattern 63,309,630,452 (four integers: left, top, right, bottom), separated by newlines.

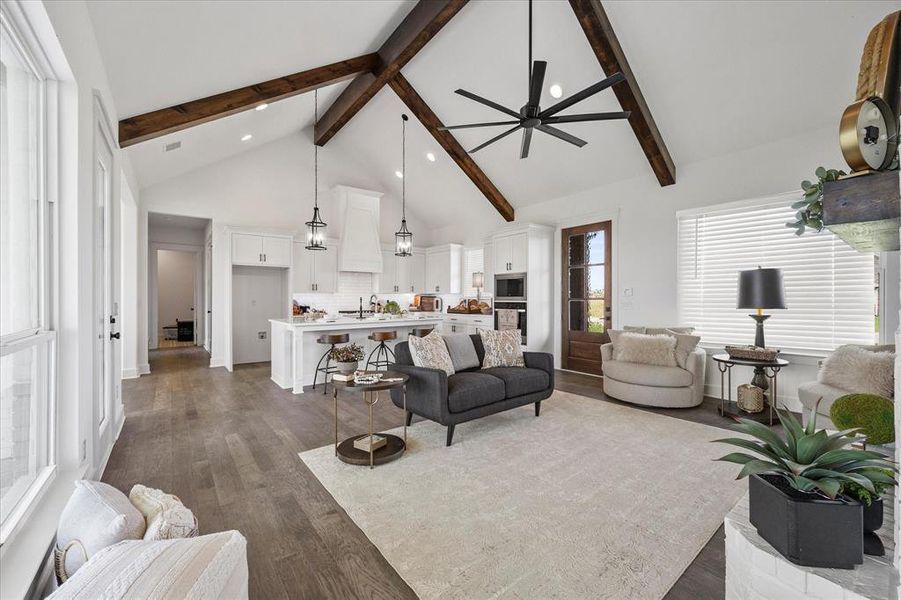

748,474,863,569
863,497,883,533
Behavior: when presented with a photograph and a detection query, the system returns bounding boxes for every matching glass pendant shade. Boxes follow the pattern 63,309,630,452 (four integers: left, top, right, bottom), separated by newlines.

395,219,413,256
305,206,327,250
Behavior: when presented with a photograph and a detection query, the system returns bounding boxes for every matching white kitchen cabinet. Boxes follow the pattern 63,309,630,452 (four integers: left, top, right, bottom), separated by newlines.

396,255,412,293
292,241,337,293
492,232,528,274
232,233,292,267
410,251,426,293
425,244,462,294
444,314,493,336
380,250,398,293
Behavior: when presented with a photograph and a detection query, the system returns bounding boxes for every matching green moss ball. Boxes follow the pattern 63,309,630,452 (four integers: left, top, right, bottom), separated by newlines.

830,394,894,445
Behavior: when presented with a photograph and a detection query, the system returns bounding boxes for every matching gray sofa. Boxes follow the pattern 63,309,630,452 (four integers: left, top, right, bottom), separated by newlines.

390,335,554,445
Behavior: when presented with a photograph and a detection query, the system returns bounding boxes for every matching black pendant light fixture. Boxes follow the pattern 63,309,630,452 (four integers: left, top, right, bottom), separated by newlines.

305,89,327,250
395,114,413,257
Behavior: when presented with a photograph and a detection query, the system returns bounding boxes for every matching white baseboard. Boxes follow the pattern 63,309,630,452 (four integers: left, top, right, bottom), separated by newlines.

121,367,139,379
137,363,150,375
209,356,225,368
96,416,126,480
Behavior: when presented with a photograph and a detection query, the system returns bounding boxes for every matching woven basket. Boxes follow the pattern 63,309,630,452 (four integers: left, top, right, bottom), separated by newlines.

725,345,780,361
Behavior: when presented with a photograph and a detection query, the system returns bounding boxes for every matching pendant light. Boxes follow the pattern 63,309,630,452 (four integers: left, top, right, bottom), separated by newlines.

305,89,327,250
395,114,413,257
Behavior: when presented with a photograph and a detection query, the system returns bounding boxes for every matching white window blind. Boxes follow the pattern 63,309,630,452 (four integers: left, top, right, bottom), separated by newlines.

677,195,875,353
462,247,484,297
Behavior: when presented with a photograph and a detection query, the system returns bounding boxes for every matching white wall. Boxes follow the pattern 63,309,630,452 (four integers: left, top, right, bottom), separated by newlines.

120,176,139,378
157,250,195,334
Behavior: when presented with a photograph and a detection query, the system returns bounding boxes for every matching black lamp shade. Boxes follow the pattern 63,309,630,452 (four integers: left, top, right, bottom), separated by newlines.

737,268,786,310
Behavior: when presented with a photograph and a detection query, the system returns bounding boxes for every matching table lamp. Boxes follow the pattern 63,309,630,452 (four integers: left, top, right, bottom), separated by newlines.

472,272,484,302
737,267,786,348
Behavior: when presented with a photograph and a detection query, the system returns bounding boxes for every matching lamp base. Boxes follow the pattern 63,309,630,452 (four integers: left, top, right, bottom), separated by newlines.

748,314,770,348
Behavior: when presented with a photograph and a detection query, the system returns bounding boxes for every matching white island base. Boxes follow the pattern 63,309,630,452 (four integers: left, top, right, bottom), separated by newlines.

269,317,443,393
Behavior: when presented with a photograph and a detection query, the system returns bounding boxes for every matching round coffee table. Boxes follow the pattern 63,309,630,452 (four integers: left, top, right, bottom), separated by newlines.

330,371,410,468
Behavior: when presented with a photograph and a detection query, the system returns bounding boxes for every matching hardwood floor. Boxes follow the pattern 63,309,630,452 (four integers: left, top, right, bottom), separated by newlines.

105,349,747,599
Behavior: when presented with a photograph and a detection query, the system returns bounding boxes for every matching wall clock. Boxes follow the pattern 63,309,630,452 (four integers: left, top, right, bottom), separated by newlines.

839,11,900,172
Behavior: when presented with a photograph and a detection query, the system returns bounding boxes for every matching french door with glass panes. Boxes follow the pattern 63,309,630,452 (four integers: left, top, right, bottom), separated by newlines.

561,221,612,375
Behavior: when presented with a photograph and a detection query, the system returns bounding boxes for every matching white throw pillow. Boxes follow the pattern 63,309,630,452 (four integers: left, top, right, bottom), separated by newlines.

612,332,678,367
145,504,199,540
56,480,146,581
408,331,455,376
480,329,525,368
819,345,894,398
666,329,702,370
129,484,183,522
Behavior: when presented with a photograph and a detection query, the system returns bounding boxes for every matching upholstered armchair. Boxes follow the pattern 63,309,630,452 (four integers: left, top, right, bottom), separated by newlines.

600,343,707,408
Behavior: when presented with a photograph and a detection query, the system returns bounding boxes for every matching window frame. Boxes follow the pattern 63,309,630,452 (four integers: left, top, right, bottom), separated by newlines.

0,2,58,547
462,245,486,297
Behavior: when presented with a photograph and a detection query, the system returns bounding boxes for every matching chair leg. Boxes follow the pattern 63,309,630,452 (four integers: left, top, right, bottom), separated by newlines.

535,401,541,417
405,410,413,426
365,344,379,370
312,346,329,390
322,348,334,395
446,424,455,447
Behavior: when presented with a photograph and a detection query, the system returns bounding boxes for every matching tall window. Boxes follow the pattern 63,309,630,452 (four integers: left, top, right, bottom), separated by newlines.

0,12,56,540
677,195,876,353
463,247,485,297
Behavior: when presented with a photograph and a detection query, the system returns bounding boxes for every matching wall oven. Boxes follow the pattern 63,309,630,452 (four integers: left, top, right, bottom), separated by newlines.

494,273,526,302
494,301,527,346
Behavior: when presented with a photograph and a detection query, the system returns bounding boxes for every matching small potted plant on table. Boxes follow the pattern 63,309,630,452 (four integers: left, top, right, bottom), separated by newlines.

330,343,364,375
714,403,896,569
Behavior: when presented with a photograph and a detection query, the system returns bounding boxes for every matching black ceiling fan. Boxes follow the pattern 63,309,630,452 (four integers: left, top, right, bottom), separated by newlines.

439,0,630,159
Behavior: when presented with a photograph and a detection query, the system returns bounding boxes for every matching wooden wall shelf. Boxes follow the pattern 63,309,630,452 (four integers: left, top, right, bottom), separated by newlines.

822,170,900,252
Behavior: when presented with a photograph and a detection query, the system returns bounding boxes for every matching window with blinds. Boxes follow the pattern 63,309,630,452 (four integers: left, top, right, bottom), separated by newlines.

462,247,485,297
677,194,876,354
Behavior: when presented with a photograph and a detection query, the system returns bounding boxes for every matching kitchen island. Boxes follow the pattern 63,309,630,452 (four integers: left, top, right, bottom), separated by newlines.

269,315,444,394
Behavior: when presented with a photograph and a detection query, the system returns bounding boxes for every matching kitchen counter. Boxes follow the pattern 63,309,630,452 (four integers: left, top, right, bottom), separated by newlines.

269,315,443,394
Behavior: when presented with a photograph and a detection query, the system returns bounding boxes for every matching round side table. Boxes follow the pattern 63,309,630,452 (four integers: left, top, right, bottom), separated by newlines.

712,354,789,425
330,371,410,469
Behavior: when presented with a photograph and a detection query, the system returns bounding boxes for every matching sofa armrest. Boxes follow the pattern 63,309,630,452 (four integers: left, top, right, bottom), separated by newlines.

685,346,707,376
389,364,450,423
524,352,555,390
600,343,613,363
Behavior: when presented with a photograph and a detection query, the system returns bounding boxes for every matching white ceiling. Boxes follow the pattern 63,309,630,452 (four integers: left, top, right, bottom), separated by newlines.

148,212,210,230
87,0,897,220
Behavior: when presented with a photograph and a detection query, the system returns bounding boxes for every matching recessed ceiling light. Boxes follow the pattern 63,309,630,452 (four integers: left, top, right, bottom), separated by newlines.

395,170,404,179
549,84,563,99
241,134,253,142
255,103,269,111
426,152,436,162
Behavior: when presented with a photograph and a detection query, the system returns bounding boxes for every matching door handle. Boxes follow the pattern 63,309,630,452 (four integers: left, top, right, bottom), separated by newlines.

110,332,120,340
263,253,267,262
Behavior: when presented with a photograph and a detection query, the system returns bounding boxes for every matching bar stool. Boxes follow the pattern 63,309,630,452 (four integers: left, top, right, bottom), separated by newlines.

366,331,397,370
313,333,349,394
411,327,434,338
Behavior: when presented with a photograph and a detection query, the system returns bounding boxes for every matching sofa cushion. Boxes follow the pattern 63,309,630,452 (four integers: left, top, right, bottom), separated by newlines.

666,330,702,370
482,367,550,398
444,334,480,371
447,372,505,413
603,360,693,388
479,329,525,368
818,344,894,398
611,333,678,367
129,484,182,522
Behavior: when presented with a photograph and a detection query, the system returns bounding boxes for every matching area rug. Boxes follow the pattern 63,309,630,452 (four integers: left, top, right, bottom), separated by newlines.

299,390,746,599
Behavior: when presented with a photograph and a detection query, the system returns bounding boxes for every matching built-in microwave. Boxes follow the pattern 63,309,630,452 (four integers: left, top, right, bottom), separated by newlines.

495,273,526,301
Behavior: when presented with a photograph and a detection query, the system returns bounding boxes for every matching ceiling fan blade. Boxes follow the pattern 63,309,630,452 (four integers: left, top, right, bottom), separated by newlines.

455,89,521,119
469,125,522,154
539,72,626,119
438,120,521,131
520,128,533,159
528,61,547,108
542,111,630,124
536,125,587,148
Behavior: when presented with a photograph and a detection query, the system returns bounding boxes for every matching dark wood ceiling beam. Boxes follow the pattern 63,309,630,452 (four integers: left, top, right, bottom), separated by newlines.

118,54,379,147
389,73,514,222
314,0,468,146
568,0,676,186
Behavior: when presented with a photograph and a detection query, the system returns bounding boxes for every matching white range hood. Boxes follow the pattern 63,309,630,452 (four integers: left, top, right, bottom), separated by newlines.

333,185,383,273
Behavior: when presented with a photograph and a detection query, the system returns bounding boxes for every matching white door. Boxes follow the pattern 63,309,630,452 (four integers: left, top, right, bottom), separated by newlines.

93,117,117,457
509,232,528,273
493,235,512,273
314,245,338,293
262,236,292,267
232,233,262,265
411,252,426,293
291,242,313,293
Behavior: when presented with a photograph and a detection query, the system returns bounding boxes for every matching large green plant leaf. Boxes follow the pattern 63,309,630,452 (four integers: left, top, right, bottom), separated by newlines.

796,430,829,464
712,438,777,461
716,452,758,465
737,459,782,479
734,419,793,461
814,449,884,468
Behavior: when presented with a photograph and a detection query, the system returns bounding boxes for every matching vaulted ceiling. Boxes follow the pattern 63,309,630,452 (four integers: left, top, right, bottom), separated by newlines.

87,0,897,231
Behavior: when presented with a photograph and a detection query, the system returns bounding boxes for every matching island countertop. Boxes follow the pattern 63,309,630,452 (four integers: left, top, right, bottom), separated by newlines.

269,315,444,331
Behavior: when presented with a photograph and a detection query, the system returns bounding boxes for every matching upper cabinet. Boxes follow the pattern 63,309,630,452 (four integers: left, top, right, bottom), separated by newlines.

292,241,338,293
493,231,528,274
232,233,292,267
380,248,424,293
425,244,462,294
410,250,426,293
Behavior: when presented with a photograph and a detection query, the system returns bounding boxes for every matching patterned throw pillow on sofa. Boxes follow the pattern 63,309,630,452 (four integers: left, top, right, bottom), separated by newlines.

480,329,525,368
408,331,456,376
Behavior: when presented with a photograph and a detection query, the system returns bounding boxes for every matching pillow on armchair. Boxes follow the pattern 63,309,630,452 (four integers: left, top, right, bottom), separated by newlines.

608,331,678,367
818,345,894,398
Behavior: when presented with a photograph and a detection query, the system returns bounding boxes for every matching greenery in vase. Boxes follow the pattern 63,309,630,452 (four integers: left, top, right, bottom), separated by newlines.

785,166,846,236
329,343,364,362
383,300,402,315
714,402,896,500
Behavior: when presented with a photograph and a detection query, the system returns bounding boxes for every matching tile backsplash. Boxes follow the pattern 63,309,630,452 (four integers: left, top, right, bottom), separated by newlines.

292,271,462,315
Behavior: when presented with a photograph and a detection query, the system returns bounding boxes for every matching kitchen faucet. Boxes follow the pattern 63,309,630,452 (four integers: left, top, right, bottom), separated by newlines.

369,294,379,313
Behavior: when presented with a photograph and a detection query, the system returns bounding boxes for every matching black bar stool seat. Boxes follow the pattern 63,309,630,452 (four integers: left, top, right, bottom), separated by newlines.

313,333,350,394
366,331,397,371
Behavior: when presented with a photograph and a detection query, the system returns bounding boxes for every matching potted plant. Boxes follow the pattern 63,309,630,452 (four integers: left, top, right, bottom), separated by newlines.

714,403,896,569
329,343,364,374
841,469,894,556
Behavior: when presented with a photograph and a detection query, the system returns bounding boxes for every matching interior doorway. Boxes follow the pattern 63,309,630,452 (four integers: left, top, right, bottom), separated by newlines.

561,221,612,375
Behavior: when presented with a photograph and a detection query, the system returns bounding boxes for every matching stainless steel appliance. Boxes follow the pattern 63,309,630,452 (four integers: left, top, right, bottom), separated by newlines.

417,295,443,313
494,273,527,302
494,301,527,346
